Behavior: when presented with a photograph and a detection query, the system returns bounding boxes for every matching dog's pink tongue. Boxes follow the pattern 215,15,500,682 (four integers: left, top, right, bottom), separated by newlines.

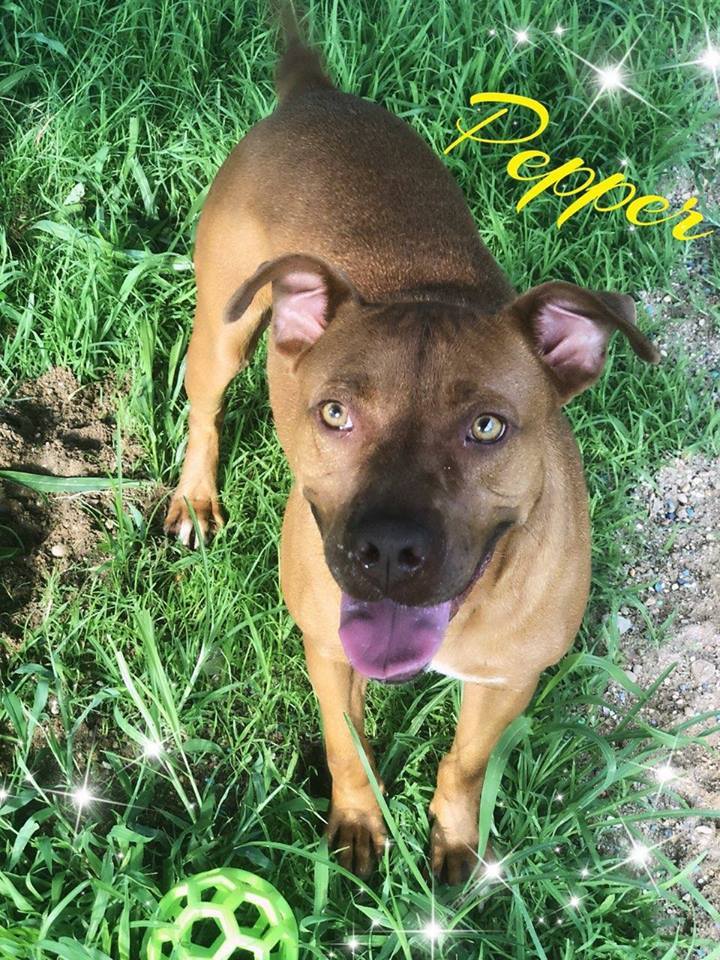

339,593,451,681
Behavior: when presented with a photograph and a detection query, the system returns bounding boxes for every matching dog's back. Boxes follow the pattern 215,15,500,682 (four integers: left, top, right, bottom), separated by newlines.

205,9,515,307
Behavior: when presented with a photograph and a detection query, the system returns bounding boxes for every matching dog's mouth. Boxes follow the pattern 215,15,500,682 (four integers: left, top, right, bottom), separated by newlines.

338,535,504,684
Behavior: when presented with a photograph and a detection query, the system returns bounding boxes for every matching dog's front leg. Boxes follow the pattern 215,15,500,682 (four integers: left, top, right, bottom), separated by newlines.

429,680,537,884
303,636,387,877
164,285,266,545
163,330,232,545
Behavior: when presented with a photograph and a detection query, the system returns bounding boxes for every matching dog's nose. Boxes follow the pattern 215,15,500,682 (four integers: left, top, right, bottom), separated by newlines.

350,512,436,590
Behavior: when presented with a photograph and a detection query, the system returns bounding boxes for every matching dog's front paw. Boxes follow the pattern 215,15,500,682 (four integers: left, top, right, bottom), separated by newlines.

327,804,387,878
429,817,480,885
164,491,224,547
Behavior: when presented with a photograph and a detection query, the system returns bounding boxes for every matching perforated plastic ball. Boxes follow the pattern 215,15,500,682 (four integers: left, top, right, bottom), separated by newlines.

144,867,298,960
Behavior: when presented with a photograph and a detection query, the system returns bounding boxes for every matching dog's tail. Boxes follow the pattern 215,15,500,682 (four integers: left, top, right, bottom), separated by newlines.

275,3,333,100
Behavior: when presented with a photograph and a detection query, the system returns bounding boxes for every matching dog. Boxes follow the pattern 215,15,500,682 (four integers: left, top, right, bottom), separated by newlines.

164,10,659,883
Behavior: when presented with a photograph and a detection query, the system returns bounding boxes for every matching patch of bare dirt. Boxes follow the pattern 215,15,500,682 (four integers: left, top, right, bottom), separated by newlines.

0,367,150,638
0,366,140,476
646,162,720,395
638,272,720,402
607,452,720,939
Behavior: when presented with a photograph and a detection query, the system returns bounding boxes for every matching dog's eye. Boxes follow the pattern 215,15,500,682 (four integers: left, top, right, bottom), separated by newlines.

469,414,506,443
320,400,352,430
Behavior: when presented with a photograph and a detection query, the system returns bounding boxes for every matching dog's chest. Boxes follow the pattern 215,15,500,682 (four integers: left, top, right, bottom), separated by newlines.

428,655,510,687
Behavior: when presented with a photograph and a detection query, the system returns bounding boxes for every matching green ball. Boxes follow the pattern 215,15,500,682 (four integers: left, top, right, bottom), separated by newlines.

145,868,299,960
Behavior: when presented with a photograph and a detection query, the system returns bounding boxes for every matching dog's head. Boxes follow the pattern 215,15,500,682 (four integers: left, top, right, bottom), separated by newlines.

226,253,659,682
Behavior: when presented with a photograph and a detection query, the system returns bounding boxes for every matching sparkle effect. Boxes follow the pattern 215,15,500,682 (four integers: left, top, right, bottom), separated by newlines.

14,716,688,960
143,739,164,759
3,14,717,943
597,65,623,90
72,785,93,809
655,763,676,784
655,24,720,102
610,821,671,891
552,33,673,126
629,843,651,866
424,921,443,942
698,46,720,71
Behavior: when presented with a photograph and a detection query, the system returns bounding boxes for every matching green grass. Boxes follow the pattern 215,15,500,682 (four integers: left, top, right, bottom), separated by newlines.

1,0,719,957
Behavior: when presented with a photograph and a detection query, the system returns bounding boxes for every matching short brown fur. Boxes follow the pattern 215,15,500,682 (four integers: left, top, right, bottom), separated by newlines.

165,15,658,883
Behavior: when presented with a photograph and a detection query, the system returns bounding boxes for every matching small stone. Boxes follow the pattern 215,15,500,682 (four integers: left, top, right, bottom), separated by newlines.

693,825,715,845
50,543,67,558
691,659,717,683
617,615,633,635
654,581,665,593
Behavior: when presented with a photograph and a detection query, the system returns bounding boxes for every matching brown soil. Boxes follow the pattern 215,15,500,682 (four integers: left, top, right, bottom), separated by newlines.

0,367,150,638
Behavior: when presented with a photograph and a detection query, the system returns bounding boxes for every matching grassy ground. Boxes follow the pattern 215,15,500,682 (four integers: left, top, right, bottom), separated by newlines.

1,0,719,957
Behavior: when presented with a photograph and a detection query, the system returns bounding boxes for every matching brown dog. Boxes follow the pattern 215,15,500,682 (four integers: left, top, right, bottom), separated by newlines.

165,14,659,883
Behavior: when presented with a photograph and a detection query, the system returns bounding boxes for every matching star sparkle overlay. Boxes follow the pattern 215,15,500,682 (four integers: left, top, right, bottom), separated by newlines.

484,16,719,145
0,680,703,955
646,15,718,102
315,740,694,956
1,24,716,956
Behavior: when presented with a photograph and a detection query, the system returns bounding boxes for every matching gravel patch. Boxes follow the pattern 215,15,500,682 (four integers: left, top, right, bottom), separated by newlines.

606,451,720,940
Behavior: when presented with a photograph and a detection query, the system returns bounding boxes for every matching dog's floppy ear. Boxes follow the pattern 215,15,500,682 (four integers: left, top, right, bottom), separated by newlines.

509,280,660,403
224,253,360,361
